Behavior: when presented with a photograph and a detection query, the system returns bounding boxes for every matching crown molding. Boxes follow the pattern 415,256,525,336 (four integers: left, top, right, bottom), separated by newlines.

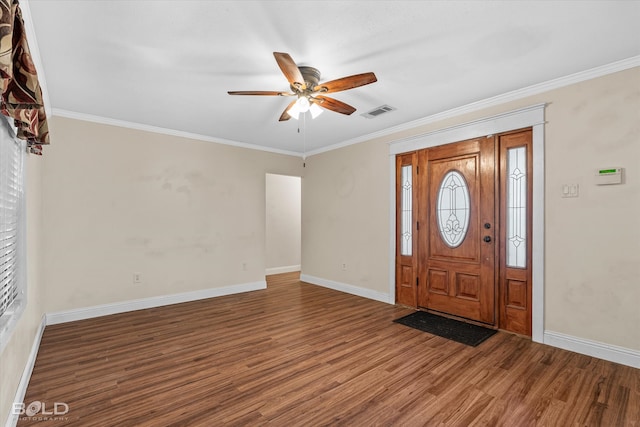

49,55,638,159
306,55,640,157
52,109,303,157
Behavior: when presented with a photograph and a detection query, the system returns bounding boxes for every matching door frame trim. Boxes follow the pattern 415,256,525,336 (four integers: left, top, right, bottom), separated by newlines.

388,103,545,342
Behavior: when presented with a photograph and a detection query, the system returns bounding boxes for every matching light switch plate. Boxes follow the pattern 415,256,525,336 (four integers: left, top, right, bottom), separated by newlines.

562,184,579,198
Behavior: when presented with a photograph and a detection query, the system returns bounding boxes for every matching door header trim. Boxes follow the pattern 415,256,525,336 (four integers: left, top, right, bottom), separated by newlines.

389,103,545,155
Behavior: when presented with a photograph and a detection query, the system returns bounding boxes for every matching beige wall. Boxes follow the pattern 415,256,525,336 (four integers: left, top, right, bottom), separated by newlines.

303,67,640,351
302,138,391,293
542,70,639,350
42,117,302,312
1,152,45,424
265,174,301,271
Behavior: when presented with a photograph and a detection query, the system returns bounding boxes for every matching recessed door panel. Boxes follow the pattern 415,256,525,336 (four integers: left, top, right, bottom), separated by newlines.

456,273,480,300
427,269,449,295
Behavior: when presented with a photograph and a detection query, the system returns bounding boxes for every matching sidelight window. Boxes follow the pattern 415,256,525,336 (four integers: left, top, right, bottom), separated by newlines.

400,165,412,256
506,147,527,268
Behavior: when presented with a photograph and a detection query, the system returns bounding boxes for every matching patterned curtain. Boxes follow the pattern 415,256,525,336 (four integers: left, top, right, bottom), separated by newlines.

0,0,49,154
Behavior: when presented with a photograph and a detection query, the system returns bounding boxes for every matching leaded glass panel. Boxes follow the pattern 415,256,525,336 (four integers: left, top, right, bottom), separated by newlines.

507,147,527,268
436,170,470,248
401,165,412,256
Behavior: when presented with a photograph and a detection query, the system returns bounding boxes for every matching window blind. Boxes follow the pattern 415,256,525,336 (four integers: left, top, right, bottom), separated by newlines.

0,121,23,320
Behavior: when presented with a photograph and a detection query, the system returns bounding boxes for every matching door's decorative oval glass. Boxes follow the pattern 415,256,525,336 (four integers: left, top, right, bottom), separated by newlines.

436,170,470,247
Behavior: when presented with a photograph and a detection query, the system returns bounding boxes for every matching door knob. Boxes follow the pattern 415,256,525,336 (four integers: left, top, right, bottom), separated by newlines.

484,223,491,229
483,236,492,243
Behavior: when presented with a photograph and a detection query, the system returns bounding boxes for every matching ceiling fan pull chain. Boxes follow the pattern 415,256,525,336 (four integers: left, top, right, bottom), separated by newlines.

303,113,307,167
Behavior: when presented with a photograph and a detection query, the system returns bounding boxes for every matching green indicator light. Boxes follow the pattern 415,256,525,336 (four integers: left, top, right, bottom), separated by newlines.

599,169,617,174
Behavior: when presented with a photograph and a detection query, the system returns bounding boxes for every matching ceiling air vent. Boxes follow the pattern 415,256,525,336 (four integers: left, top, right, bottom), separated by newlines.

361,104,396,119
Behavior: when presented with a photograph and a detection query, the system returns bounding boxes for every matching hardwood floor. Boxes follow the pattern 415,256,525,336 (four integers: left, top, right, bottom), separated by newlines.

17,272,639,426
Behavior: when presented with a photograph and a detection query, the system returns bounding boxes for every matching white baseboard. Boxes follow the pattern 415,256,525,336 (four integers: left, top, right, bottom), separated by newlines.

265,265,301,275
300,274,393,304
544,330,640,369
46,280,266,325
6,315,46,427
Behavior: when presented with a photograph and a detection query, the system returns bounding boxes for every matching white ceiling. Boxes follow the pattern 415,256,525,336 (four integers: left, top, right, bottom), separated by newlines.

26,1,640,156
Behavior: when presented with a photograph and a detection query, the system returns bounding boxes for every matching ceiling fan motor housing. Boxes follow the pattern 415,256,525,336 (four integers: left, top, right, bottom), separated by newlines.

296,66,321,91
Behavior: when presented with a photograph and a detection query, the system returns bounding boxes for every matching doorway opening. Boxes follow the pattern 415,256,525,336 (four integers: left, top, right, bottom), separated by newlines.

265,174,301,282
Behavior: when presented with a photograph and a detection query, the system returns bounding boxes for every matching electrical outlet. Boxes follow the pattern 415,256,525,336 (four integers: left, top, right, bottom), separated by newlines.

341,263,347,271
242,262,247,271
133,272,142,284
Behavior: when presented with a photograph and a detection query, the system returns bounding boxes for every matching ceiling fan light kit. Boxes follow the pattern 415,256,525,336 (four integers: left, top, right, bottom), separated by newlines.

309,103,323,119
287,97,324,120
228,52,377,122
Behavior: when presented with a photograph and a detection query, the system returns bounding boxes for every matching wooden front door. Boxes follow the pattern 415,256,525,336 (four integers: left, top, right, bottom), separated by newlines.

417,137,496,324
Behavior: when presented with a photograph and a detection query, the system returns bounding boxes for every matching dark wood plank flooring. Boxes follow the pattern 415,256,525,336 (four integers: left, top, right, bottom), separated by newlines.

17,272,640,426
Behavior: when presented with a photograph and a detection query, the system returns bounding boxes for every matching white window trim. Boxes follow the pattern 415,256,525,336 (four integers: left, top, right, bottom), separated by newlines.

388,103,545,343
0,116,27,355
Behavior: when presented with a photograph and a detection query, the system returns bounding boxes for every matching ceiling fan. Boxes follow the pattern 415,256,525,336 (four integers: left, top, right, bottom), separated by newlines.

228,52,377,121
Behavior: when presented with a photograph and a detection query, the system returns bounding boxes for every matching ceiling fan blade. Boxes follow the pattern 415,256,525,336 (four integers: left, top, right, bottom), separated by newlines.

279,99,297,122
313,72,377,94
227,91,293,96
273,52,305,89
313,96,356,115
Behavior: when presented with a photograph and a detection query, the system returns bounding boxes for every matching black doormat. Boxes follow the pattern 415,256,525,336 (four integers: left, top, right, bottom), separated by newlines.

393,311,497,347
